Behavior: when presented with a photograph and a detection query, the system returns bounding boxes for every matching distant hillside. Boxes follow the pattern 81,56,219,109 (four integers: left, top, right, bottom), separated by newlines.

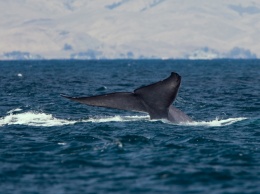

0,0,259,59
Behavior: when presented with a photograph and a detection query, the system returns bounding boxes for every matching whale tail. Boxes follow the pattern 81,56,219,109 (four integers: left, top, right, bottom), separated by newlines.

61,72,189,121
61,92,147,113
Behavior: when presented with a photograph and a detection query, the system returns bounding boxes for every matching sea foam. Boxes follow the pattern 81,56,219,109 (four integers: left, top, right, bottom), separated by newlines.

0,109,149,127
0,109,247,127
178,117,248,127
0,110,77,127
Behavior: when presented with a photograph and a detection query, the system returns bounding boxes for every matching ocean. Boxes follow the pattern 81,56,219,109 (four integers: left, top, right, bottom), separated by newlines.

0,60,259,194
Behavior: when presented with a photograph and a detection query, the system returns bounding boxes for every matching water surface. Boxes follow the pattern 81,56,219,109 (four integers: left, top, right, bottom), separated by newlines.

0,60,259,193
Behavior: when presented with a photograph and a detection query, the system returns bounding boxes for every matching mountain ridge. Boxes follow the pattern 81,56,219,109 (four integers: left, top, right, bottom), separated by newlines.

0,0,259,59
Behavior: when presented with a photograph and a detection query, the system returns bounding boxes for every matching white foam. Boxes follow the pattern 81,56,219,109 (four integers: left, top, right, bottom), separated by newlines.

0,109,150,127
0,109,247,127
86,115,150,123
58,142,67,145
0,111,77,127
7,108,23,114
179,117,247,127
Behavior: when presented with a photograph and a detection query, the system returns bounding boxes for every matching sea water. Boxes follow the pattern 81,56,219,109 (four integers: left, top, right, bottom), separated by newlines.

0,60,259,193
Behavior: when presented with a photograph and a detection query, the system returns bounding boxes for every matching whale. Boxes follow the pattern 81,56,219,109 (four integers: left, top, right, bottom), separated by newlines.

61,72,192,123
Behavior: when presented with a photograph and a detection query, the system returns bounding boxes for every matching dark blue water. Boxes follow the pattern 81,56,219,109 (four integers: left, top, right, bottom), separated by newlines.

0,60,259,194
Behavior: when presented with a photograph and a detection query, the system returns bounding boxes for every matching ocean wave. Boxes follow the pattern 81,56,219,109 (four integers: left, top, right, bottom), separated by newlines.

0,109,247,127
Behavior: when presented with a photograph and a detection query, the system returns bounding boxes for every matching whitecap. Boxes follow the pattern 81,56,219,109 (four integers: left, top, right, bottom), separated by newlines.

58,142,67,145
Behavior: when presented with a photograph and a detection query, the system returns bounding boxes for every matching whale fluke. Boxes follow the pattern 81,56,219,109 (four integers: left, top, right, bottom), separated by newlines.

61,72,192,123
61,92,146,113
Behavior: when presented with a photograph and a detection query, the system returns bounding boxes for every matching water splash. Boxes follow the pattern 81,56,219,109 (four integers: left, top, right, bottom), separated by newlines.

0,109,247,127
179,117,248,127
0,109,149,127
0,110,77,127
86,115,150,123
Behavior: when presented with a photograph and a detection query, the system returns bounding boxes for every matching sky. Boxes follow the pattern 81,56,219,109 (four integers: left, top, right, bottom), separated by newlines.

0,0,260,59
